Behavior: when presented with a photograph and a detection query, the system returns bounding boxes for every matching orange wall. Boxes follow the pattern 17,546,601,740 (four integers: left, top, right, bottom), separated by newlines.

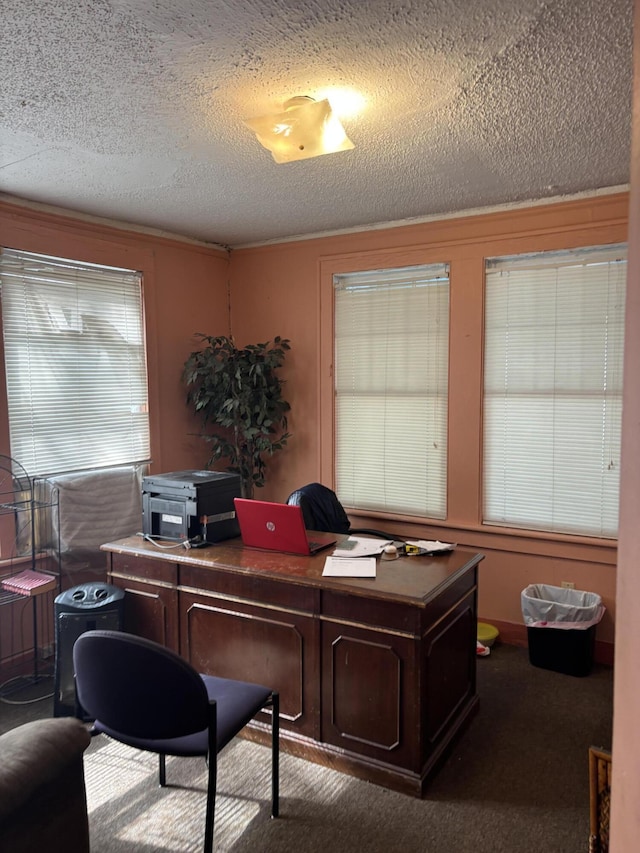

0,194,627,649
0,200,230,475
230,193,628,647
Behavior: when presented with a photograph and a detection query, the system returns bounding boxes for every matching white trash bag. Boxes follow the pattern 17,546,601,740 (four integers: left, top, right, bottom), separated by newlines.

521,583,605,631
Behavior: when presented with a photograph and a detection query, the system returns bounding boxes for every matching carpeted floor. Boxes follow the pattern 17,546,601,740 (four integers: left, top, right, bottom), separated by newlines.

0,643,613,852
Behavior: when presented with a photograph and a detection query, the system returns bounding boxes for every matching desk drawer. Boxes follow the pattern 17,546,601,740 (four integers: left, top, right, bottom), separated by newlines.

109,553,177,585
180,564,318,613
321,589,420,635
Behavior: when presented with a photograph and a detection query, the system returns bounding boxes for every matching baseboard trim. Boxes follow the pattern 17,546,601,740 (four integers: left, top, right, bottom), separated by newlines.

480,618,614,667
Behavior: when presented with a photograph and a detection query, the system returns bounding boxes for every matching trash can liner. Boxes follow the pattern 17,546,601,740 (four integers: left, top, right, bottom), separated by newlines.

524,605,605,631
521,583,604,630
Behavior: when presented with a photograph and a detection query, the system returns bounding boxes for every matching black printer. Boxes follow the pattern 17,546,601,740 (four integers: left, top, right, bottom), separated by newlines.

142,469,241,545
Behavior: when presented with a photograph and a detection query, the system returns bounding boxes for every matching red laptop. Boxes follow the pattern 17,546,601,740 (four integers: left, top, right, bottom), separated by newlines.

234,498,337,555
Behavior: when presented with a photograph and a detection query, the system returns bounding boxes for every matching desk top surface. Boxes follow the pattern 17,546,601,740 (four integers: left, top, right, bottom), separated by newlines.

103,535,484,607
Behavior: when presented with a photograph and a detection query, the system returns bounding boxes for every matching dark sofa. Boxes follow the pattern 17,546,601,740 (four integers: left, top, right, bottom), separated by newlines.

0,716,91,853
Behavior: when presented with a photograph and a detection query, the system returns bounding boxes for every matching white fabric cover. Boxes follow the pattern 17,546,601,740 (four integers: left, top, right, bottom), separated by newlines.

44,466,143,553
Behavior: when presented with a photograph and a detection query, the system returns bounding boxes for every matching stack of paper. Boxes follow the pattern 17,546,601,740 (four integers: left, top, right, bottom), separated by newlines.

332,537,391,557
406,540,455,553
1,570,57,596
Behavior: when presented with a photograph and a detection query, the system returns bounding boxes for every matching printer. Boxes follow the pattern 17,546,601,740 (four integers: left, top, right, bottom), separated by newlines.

142,469,241,545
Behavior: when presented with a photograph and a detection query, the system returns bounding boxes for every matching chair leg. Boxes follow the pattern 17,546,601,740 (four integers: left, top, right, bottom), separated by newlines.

159,753,166,787
204,700,217,853
203,750,217,852
271,692,279,819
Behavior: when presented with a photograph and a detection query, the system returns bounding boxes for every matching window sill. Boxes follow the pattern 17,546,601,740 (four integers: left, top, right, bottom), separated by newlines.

346,509,617,565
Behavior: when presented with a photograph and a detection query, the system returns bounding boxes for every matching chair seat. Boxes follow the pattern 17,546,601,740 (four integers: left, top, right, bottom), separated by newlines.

93,675,273,756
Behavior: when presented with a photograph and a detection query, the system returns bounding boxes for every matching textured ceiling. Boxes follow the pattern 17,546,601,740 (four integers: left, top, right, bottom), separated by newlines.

0,0,633,248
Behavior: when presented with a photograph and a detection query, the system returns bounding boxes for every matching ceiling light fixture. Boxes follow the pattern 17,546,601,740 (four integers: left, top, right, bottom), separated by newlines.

244,96,354,164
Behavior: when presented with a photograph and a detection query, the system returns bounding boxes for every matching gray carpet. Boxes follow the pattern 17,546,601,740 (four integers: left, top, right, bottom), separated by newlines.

0,644,614,852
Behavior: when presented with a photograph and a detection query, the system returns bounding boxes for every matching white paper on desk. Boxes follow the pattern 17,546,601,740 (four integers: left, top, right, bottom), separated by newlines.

322,556,377,578
332,537,392,557
407,539,456,553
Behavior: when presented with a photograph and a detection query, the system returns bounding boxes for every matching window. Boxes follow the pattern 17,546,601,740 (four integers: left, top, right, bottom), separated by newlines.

483,244,627,537
334,263,449,517
0,248,151,476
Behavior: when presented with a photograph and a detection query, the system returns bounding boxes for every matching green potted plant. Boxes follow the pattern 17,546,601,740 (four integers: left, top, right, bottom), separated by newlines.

183,334,291,498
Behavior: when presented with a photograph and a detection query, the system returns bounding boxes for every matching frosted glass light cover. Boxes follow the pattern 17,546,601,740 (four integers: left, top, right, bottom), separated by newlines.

244,97,354,163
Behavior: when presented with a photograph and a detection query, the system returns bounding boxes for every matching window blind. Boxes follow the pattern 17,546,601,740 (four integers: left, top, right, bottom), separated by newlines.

334,264,449,517
483,244,627,537
0,248,151,477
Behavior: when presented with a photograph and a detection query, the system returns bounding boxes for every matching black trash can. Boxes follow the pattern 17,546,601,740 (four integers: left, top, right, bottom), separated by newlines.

53,582,125,716
521,583,604,677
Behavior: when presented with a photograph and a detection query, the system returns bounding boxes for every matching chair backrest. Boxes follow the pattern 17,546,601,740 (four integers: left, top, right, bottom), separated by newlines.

73,630,210,740
286,482,351,533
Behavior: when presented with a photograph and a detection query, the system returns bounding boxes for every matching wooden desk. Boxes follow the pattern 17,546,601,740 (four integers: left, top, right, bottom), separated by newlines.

103,536,483,796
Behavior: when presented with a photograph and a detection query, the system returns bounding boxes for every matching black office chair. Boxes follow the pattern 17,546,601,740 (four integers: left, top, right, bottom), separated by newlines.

287,482,398,540
73,630,279,853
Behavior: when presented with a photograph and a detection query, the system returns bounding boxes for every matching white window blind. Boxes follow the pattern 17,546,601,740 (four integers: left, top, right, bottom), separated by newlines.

483,244,627,537
0,248,151,477
334,264,449,517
